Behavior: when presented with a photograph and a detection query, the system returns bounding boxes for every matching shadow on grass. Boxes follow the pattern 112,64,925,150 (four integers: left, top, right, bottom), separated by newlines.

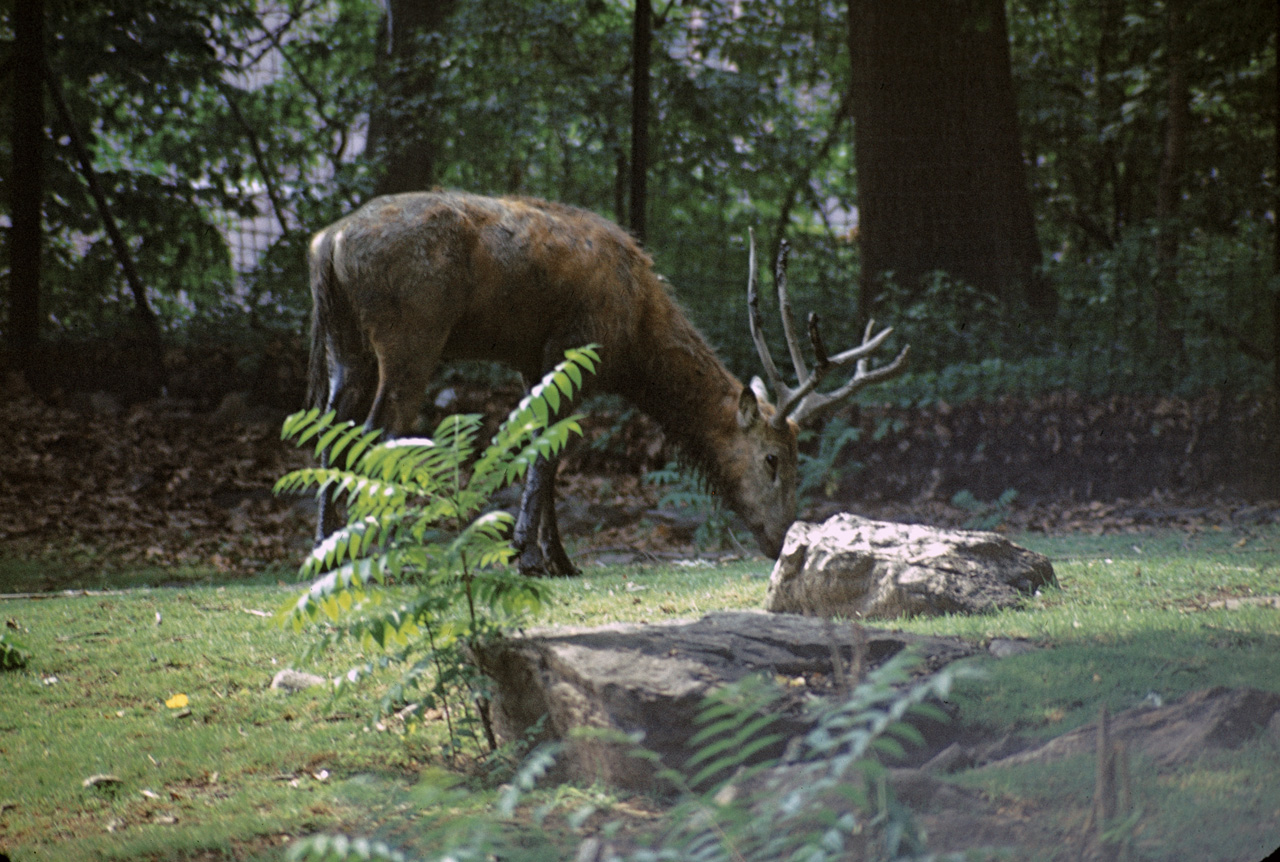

949,626,1280,742
0,549,303,594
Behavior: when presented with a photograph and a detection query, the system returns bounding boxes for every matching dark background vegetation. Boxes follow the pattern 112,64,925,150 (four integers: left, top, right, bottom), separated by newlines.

2,0,1278,506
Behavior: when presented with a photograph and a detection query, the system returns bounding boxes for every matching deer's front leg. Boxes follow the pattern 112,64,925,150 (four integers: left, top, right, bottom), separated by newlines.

513,451,579,577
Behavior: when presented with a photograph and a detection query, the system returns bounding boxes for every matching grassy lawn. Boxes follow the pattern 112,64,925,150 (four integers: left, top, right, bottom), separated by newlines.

1,524,1279,861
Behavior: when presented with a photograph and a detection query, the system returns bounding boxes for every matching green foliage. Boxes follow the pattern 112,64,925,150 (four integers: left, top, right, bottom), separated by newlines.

0,627,31,670
867,224,1275,406
951,488,1019,531
1009,0,1275,250
287,835,409,862
4,0,1275,403
1,0,381,337
797,417,862,504
646,462,741,552
285,653,971,862
274,345,599,755
684,674,786,791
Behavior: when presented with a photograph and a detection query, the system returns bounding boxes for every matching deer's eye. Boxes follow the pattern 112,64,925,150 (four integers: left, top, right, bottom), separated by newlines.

765,453,779,480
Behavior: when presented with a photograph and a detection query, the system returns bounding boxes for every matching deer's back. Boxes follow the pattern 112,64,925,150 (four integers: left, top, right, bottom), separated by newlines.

316,191,667,383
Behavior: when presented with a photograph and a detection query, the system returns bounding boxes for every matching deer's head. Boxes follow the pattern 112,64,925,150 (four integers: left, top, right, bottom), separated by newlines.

730,232,910,559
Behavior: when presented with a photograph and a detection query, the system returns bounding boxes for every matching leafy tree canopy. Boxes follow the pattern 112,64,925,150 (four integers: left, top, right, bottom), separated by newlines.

1,0,1276,397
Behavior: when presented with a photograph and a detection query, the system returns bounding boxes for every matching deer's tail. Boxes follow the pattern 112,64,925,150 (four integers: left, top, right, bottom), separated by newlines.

305,231,332,410
306,228,360,411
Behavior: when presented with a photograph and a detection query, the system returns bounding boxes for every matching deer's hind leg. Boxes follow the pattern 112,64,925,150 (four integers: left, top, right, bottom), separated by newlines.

317,328,444,545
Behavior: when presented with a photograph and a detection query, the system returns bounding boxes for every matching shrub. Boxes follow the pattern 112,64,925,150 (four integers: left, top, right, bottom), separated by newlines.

0,628,30,670
275,345,599,756
287,648,976,862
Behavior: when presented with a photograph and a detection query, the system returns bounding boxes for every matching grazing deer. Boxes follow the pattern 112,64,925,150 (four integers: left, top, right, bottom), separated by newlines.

307,190,908,575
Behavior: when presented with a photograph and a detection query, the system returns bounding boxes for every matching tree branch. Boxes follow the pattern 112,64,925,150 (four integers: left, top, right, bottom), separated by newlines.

769,84,856,269
219,84,291,236
43,60,166,389
44,65,159,331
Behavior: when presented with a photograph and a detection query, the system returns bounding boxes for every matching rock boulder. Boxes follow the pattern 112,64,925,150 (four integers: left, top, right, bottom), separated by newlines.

473,611,976,790
765,514,1057,620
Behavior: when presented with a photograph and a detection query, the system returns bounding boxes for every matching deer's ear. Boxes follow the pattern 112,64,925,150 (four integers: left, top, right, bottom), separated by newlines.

739,380,764,429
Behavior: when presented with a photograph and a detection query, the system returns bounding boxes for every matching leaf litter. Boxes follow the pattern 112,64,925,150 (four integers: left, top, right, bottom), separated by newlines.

2,383,1276,586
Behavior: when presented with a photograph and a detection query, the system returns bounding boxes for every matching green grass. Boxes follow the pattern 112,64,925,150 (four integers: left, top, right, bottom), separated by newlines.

0,585,412,861
893,528,1280,739
2,525,1279,861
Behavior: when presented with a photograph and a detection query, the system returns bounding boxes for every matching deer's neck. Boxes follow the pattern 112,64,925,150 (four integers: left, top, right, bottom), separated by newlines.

617,304,743,499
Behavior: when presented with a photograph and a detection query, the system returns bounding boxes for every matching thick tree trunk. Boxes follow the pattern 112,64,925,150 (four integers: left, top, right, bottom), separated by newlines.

847,0,1046,313
9,0,45,376
628,0,652,243
367,0,457,196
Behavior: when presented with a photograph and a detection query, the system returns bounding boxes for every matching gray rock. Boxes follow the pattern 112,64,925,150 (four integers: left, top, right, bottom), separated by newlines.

765,514,1057,620
472,611,976,790
270,669,327,692
988,686,1280,769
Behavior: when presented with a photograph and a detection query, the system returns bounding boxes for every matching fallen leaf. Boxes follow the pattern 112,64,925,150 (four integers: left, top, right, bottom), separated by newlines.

164,693,189,709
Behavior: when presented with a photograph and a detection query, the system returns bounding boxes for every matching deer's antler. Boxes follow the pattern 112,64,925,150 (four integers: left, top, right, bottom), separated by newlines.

746,229,910,427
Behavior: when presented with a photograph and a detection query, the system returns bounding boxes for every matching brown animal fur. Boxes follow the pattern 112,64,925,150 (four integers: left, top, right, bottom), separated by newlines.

308,190,798,572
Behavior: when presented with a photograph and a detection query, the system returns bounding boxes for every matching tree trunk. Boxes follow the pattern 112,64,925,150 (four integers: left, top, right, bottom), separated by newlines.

367,0,457,196
847,0,1046,313
1095,0,1125,243
1274,0,1280,393
9,0,45,378
1153,0,1189,350
628,0,652,244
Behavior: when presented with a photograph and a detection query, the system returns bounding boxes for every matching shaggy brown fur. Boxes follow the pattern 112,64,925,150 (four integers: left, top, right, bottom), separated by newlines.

308,191,797,573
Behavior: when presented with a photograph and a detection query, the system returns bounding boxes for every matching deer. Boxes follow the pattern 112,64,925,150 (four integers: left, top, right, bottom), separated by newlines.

306,190,908,575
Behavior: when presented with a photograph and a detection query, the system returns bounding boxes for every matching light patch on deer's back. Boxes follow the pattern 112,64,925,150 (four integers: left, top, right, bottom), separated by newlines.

440,198,654,379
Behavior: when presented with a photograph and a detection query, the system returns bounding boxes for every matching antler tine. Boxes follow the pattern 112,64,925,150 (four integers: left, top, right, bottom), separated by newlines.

772,239,810,391
789,339,911,425
748,232,909,426
746,229,792,405
821,318,895,368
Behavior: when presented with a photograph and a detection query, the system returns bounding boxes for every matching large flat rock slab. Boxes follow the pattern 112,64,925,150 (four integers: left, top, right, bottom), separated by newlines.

473,611,977,789
766,514,1057,619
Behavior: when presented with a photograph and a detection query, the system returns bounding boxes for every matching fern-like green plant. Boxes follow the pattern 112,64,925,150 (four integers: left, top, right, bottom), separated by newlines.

647,651,973,862
797,417,863,504
275,345,599,755
285,653,976,862
950,487,1018,530
646,462,741,551
684,673,785,791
